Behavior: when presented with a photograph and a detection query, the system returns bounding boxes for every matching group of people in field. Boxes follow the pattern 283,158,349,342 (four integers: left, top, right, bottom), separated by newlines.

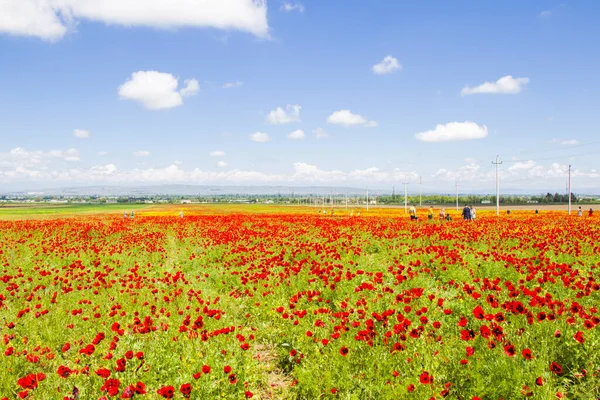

123,210,135,219
409,205,457,221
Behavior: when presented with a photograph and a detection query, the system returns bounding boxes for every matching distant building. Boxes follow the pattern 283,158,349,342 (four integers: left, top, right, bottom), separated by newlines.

481,200,491,204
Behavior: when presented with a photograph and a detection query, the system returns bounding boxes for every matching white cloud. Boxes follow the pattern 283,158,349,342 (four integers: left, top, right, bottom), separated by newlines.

561,139,579,146
98,151,108,156
216,161,228,168
266,104,301,125
0,147,80,170
223,81,243,89
0,0,269,42
179,79,199,97
250,132,270,142
314,128,328,139
372,55,401,75
292,163,418,183
327,110,377,127
133,150,150,157
415,121,488,142
61,148,81,161
210,150,226,157
73,129,90,139
288,129,305,140
461,75,530,96
508,160,536,171
281,2,305,12
3,152,600,190
119,71,200,110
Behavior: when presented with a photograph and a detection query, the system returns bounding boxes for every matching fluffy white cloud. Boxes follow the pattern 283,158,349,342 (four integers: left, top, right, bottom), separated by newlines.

133,150,150,157
223,81,243,89
216,161,228,168
415,121,488,142
327,110,377,127
314,128,328,139
210,150,226,157
288,129,305,140
73,129,90,139
461,75,529,96
266,104,301,125
179,79,199,97
372,55,401,75
281,2,305,12
118,71,199,110
0,0,269,42
250,132,269,142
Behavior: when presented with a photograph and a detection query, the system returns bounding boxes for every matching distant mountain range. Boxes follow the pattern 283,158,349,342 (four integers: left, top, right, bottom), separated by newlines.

4,184,599,197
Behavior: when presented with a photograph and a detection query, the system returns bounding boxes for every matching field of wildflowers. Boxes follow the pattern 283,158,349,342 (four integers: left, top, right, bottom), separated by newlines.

1,207,599,399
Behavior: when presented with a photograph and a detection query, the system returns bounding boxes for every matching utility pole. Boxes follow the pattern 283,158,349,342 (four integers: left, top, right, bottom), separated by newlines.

455,180,459,211
403,182,409,213
568,164,572,215
366,189,369,212
419,176,423,207
492,155,503,216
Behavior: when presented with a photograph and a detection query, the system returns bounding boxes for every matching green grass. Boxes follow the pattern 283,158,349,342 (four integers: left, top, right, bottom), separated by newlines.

0,203,150,218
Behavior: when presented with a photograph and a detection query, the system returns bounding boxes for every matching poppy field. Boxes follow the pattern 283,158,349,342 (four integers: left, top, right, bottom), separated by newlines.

1,207,600,399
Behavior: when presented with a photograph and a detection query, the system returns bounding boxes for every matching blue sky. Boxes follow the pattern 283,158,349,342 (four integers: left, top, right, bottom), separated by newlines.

1,0,599,193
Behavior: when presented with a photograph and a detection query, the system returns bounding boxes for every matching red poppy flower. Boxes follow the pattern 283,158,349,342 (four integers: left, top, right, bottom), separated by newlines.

419,371,433,384
180,383,192,397
135,382,147,394
228,374,238,384
522,349,533,360
202,365,211,374
503,344,516,357
535,377,543,386
157,385,175,399
339,346,349,356
550,361,563,375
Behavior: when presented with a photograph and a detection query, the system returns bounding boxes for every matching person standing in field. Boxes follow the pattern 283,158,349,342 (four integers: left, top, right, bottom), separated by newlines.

180,210,184,219
462,204,471,221
428,206,434,220
409,205,418,220
471,206,477,221
131,210,135,219
439,208,446,220
123,212,128,219
589,208,594,217
578,206,583,217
